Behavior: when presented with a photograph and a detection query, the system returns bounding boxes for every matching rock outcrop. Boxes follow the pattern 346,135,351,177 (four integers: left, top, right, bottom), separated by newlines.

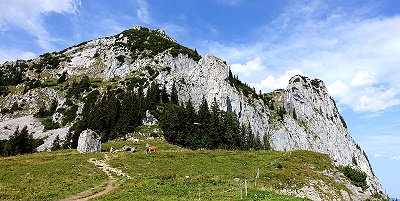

77,129,101,153
268,75,382,195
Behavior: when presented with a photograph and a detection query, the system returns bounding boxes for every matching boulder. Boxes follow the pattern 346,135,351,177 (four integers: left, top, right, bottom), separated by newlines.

142,110,158,126
77,129,101,153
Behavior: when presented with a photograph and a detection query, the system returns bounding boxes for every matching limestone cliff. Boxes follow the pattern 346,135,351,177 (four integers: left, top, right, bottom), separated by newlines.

267,75,382,196
0,27,384,199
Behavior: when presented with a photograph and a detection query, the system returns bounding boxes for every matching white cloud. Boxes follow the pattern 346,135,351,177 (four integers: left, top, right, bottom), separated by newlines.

327,80,350,98
136,0,152,24
374,151,387,158
204,1,400,113
0,0,81,50
390,156,400,160
0,48,36,63
231,58,265,77
253,69,304,92
351,70,377,87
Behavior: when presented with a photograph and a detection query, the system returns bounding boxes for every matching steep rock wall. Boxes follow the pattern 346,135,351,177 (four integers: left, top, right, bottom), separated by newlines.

268,75,382,194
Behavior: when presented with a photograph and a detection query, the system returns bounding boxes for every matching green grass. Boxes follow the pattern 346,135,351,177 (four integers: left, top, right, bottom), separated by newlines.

97,139,342,200
0,139,351,200
0,150,108,200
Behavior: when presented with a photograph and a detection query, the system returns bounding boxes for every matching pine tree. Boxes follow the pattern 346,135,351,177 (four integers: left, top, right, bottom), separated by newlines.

210,98,221,149
159,103,184,145
197,97,212,149
51,135,62,151
104,92,120,134
4,126,34,156
184,99,196,148
146,82,160,110
170,81,179,104
161,84,169,103
253,134,262,151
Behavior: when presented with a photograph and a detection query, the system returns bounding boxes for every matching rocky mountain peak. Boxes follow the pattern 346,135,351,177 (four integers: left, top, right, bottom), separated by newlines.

0,27,385,199
268,74,382,196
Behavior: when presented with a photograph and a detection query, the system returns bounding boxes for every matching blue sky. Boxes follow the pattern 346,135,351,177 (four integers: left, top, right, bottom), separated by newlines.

0,0,399,197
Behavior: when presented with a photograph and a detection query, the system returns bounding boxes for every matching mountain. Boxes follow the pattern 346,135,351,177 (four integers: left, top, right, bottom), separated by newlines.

0,26,386,200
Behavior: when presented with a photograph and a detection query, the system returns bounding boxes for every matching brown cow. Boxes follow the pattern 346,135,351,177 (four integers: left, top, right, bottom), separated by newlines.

149,146,158,152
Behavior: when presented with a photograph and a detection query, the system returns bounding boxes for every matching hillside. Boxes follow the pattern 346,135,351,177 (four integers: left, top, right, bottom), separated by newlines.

0,26,387,200
0,139,386,200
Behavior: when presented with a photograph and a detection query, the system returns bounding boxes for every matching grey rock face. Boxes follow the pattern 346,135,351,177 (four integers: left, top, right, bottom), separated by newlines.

77,129,101,153
268,75,382,195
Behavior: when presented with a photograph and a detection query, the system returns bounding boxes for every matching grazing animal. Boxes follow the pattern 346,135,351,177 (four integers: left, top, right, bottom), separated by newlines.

149,146,158,152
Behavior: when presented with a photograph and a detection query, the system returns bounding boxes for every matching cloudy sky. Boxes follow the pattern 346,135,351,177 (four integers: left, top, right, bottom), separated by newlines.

0,0,399,197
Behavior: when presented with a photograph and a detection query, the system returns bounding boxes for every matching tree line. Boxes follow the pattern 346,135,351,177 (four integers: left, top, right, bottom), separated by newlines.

158,97,268,150
0,126,44,157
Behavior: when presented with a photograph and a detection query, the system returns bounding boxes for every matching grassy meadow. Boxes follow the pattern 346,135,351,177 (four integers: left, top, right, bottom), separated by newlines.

0,138,351,200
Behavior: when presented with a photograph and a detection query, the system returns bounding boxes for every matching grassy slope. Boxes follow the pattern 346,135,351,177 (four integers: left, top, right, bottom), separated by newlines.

0,139,347,200
98,140,336,200
0,150,108,200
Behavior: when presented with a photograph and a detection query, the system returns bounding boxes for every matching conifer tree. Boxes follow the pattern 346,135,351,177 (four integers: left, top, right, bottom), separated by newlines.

146,82,160,110
4,126,34,156
210,97,221,149
170,81,179,104
161,84,169,103
184,99,196,148
197,97,212,149
253,134,263,151
159,103,184,145
51,135,62,151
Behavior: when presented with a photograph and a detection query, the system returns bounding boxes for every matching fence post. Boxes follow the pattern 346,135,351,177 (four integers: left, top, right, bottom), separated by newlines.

255,168,260,186
240,181,243,199
245,179,247,196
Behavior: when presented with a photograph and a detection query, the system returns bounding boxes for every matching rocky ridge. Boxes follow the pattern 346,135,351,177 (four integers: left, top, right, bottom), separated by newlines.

0,27,384,199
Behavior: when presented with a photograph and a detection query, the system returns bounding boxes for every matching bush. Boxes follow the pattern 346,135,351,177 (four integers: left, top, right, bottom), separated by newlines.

338,165,368,190
116,55,125,63
42,118,60,131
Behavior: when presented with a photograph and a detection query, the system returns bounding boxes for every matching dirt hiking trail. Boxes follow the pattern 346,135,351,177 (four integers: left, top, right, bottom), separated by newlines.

58,154,130,201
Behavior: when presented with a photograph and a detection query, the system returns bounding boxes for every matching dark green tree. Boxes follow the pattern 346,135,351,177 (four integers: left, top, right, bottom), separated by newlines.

159,103,184,145
184,99,197,148
4,126,34,156
253,134,263,151
210,97,221,149
170,81,179,104
196,97,213,149
51,135,62,151
161,84,169,103
146,82,160,110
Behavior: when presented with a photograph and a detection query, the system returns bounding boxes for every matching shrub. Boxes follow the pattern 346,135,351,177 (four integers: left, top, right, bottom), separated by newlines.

116,55,125,63
42,118,61,131
57,71,67,84
338,165,368,190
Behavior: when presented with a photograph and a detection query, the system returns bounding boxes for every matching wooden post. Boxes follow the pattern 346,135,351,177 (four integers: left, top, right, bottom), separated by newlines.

255,168,260,186
240,181,243,200
245,179,247,196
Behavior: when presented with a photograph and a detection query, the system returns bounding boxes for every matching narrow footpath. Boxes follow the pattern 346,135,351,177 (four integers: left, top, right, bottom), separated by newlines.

58,154,130,201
